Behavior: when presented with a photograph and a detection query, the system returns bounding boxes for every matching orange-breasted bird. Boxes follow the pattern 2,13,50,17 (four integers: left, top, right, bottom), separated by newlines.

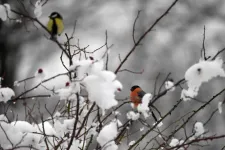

130,85,146,108
130,85,158,122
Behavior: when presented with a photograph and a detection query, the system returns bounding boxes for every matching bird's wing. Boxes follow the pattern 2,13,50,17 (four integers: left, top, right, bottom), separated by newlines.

55,18,64,35
137,90,146,99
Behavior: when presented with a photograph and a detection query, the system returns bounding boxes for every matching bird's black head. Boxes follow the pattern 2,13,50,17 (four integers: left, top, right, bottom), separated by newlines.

130,85,140,91
49,12,63,19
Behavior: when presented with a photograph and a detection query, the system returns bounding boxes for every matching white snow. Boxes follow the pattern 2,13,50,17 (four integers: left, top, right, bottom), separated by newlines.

184,58,225,100
194,122,205,137
11,121,36,133
14,80,20,87
218,101,223,114
180,88,198,101
169,138,185,150
153,120,163,128
56,82,81,100
137,93,152,118
140,127,144,132
0,87,15,103
128,140,135,146
34,0,42,18
82,70,122,114
36,121,57,136
169,138,179,147
165,80,175,92
189,121,205,141
97,121,118,148
69,59,93,79
0,4,7,21
126,111,140,120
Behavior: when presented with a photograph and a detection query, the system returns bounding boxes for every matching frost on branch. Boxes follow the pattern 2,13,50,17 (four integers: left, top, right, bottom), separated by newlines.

0,87,15,103
137,93,152,118
182,58,225,101
97,120,119,150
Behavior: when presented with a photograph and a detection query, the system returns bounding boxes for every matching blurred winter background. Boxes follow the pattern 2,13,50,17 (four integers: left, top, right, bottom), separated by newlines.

1,0,225,149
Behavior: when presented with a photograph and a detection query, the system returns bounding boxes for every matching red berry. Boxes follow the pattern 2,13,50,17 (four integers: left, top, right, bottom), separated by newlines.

89,56,94,60
65,82,70,87
38,68,43,73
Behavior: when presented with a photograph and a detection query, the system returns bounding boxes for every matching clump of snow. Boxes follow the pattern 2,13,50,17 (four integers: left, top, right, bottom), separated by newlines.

0,3,10,21
113,111,121,116
183,58,225,100
153,120,163,128
4,4,10,16
218,101,223,114
190,122,205,140
56,82,81,100
34,0,42,18
165,79,175,92
137,93,152,118
0,114,8,122
180,88,198,101
36,121,57,136
140,127,144,132
11,121,36,133
126,111,140,120
14,80,20,87
129,140,135,146
82,70,122,115
0,87,15,103
169,138,185,150
63,118,75,131
169,138,179,147
194,122,205,137
97,121,118,149
69,59,94,80
89,59,104,74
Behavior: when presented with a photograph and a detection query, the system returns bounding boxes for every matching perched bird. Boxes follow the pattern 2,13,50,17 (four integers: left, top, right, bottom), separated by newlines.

130,85,158,122
130,85,146,108
47,12,64,38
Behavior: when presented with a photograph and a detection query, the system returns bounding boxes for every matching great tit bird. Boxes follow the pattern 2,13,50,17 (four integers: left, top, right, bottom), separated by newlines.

47,12,64,38
130,85,146,108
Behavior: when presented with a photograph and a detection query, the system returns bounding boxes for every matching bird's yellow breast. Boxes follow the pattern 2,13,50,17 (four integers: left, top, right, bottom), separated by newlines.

47,18,64,35
55,18,64,35
47,19,53,33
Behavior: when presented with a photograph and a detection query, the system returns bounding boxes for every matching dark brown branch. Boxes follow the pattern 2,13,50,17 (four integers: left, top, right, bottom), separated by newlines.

132,10,141,44
67,93,80,150
114,0,180,74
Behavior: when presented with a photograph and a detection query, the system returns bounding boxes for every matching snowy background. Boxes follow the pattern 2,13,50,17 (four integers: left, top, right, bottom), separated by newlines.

1,0,225,149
